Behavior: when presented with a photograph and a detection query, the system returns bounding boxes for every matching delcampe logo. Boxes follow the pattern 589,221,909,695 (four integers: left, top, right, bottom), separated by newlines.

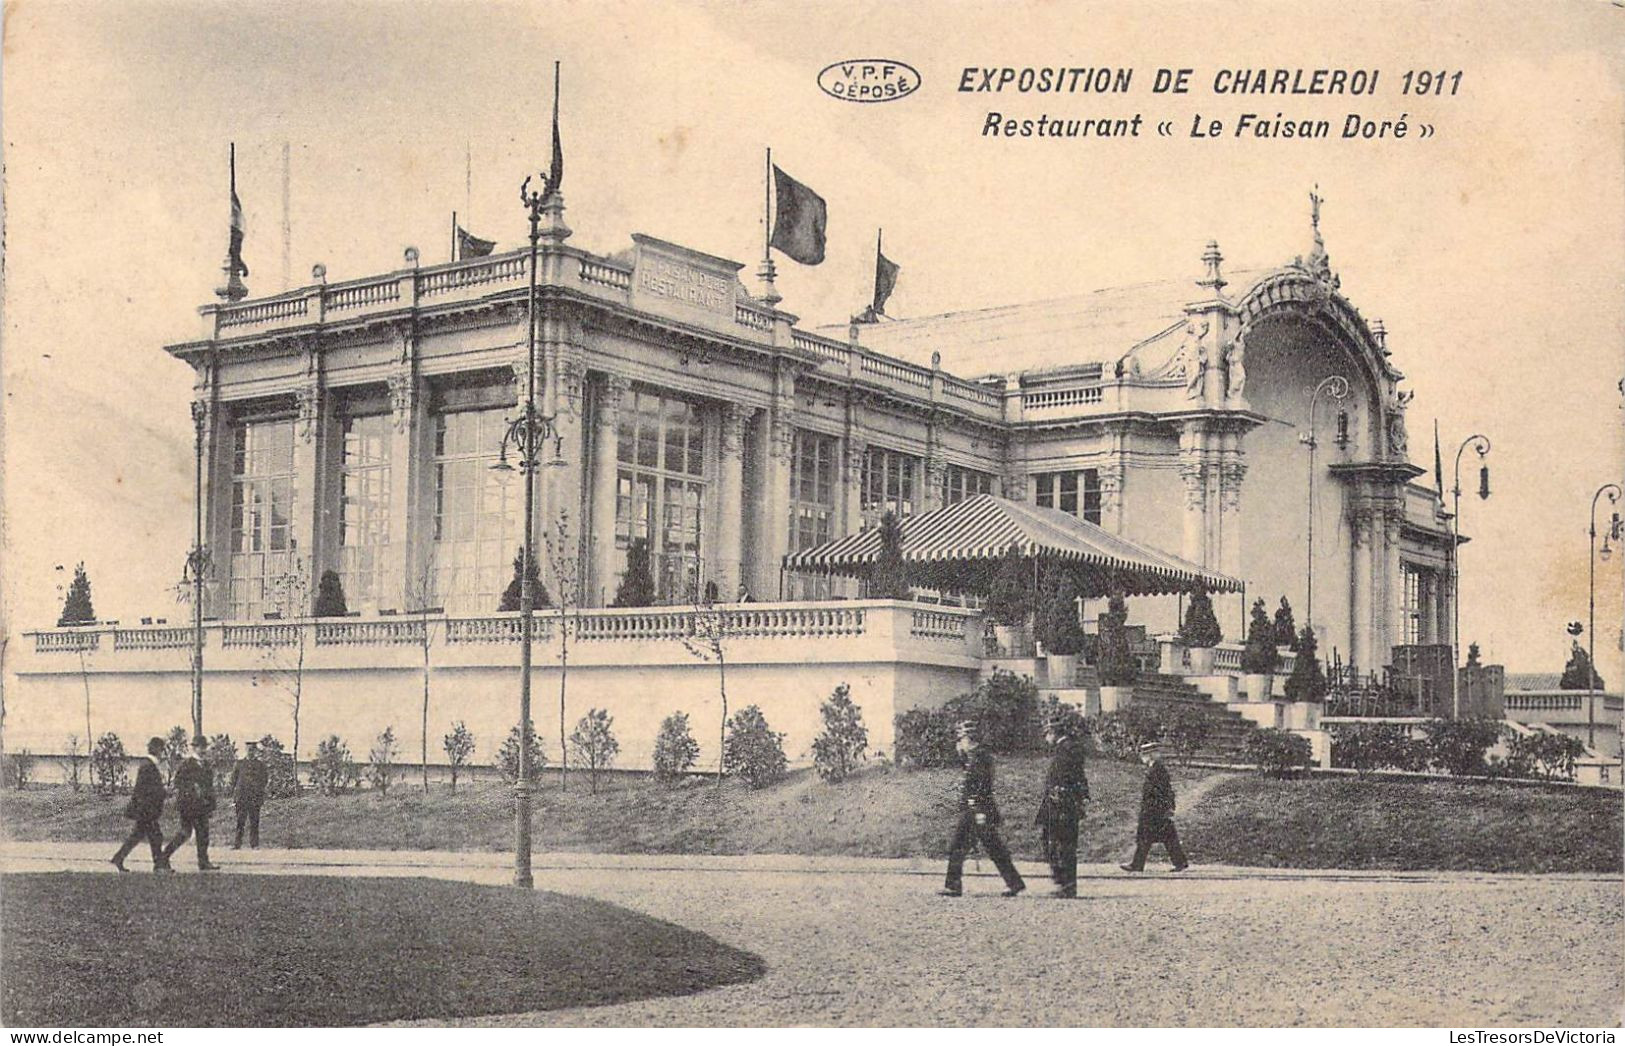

817,59,921,103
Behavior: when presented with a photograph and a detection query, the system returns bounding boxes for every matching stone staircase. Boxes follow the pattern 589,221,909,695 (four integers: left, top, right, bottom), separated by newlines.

1121,673,1262,764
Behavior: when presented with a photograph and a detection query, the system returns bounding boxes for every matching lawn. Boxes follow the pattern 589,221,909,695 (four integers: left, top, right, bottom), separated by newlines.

1,872,765,1026
1182,773,1624,873
0,756,1209,866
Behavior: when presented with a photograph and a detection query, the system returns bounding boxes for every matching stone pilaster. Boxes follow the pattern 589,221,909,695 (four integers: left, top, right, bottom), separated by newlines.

1380,505,1405,666
841,396,866,537
715,402,751,599
1349,504,1375,672
589,372,630,606
923,415,946,513
192,354,228,617
749,361,795,600
291,340,327,610
543,324,588,600
386,324,425,611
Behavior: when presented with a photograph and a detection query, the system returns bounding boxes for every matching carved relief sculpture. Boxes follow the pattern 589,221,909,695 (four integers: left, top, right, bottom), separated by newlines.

1222,332,1247,400
1182,320,1210,401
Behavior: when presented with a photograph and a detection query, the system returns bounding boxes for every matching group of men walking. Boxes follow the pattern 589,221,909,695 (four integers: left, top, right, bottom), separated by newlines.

110,735,269,873
941,712,1187,899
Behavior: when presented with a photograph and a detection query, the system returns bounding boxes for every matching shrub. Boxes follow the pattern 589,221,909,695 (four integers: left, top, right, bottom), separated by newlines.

1272,597,1298,651
871,511,910,599
611,538,657,608
723,705,787,789
7,749,34,789
206,734,238,791
311,734,360,796
1039,694,1087,740
1165,705,1213,764
1246,728,1312,777
568,708,620,794
1560,641,1606,691
1092,706,1165,761
1329,721,1425,775
1036,568,1085,655
947,670,1042,754
57,562,96,626
64,735,85,792
367,727,399,795
443,721,476,792
1097,591,1139,687
255,735,300,799
498,547,552,612
1283,626,1328,702
90,732,129,796
1465,642,1483,668
812,683,869,782
1240,598,1280,675
162,725,190,786
496,722,547,785
1179,588,1222,648
652,712,701,782
1504,729,1586,782
1420,717,1502,777
314,570,348,617
985,544,1033,628
893,707,960,769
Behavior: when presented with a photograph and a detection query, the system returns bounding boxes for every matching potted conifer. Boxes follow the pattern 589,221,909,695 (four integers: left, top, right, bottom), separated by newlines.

985,543,1033,656
1097,591,1138,712
1282,625,1328,729
1037,567,1084,688
1180,588,1222,675
1240,597,1280,701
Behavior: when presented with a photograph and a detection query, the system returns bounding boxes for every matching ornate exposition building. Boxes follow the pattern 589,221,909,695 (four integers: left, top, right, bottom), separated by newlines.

11,189,1460,767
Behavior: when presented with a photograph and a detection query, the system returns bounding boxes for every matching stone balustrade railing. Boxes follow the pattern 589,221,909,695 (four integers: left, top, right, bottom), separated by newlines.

34,630,101,653
220,623,301,648
1158,635,1298,677
114,627,193,651
860,353,933,389
578,258,632,290
910,609,968,641
1505,693,1585,712
314,619,426,646
1022,385,1104,411
326,278,400,312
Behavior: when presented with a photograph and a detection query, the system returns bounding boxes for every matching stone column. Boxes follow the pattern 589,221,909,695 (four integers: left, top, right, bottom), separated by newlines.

923,414,946,513
1218,458,1247,630
291,341,326,613
589,372,630,606
748,362,795,600
545,327,588,602
1349,505,1374,672
386,326,425,611
714,402,750,598
1178,421,1213,568
841,396,866,537
1381,505,1405,667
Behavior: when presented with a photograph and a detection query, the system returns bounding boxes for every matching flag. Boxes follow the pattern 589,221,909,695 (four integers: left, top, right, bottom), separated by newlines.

229,154,249,278
457,225,496,259
1433,419,1444,493
546,61,564,195
873,246,900,315
770,164,827,265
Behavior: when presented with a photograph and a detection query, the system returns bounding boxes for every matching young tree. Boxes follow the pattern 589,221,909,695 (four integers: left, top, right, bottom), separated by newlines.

496,721,547,785
1097,591,1139,687
1560,641,1606,690
255,566,314,784
368,726,399,795
542,512,584,792
1241,598,1281,675
680,596,739,789
498,546,553,612
64,734,85,792
311,734,359,796
1284,626,1329,702
405,552,443,795
313,570,348,617
812,683,869,782
723,705,787,789
90,732,129,796
255,735,300,799
568,708,620,794
206,734,238,792
1272,597,1298,651
161,725,190,786
871,511,911,599
1035,566,1085,655
1179,588,1222,648
611,537,657,608
652,711,700,782
443,721,475,792
8,749,34,789
57,562,96,626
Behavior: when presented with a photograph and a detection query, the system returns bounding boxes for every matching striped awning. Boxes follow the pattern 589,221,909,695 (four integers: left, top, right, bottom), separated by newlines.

783,494,1240,597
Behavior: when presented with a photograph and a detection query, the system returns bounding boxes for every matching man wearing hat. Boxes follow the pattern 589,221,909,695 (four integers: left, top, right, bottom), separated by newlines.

1121,740,1189,873
162,735,220,871
1035,709,1090,897
230,739,269,849
941,720,1026,897
111,736,172,873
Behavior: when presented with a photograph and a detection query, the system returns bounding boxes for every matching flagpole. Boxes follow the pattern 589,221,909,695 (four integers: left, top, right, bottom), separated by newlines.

764,146,772,261
452,211,458,263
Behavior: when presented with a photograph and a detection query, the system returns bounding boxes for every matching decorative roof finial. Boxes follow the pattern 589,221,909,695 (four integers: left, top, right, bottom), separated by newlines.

1304,184,1336,287
1371,318,1389,356
1197,239,1226,294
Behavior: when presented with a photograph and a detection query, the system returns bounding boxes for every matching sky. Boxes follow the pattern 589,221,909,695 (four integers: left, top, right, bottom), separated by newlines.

3,0,1622,681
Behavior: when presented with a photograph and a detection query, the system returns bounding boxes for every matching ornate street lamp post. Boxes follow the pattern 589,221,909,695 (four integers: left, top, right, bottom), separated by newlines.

493,168,565,890
1300,374,1350,632
185,400,211,739
1450,434,1491,718
1588,483,1621,749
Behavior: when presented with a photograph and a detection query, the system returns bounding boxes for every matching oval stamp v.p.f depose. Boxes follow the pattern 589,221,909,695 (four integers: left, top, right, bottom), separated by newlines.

818,59,921,103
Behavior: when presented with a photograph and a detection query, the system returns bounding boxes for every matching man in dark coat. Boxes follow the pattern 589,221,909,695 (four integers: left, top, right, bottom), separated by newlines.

162,735,220,871
230,740,269,848
1035,712,1090,897
941,721,1026,897
1121,741,1189,872
112,736,171,873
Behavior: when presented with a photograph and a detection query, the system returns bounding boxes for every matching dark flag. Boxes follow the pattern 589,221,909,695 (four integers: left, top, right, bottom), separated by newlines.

547,61,564,196
1433,419,1444,493
873,241,900,315
770,164,827,265
457,225,496,259
229,146,248,278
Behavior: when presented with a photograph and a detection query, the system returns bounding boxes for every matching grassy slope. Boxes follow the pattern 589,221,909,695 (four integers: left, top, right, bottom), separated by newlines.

1184,774,1624,873
5,761,1619,873
1,873,765,1026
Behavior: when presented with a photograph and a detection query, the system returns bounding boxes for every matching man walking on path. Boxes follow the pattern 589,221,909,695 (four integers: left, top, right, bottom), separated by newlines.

941,721,1025,898
111,737,171,873
162,735,220,871
1122,741,1188,873
230,740,268,848
1035,711,1090,897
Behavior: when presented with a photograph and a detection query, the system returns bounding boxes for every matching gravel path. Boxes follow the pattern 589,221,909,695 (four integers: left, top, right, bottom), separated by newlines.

7,843,1618,1027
